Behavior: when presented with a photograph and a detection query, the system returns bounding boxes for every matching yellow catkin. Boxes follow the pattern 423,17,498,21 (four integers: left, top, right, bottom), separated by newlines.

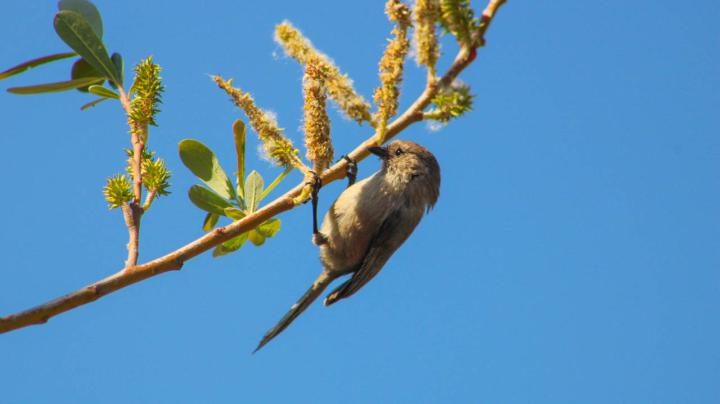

303,64,333,173
373,0,412,144
213,76,307,172
413,0,440,73
128,57,163,141
275,22,372,125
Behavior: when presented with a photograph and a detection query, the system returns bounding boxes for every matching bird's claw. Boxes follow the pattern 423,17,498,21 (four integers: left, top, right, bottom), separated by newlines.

342,155,357,187
313,232,328,245
308,171,321,201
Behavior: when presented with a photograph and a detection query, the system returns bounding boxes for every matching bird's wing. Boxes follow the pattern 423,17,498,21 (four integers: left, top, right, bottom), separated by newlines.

323,207,420,306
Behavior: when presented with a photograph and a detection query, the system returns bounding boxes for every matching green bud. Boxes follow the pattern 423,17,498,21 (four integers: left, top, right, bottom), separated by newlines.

103,174,134,209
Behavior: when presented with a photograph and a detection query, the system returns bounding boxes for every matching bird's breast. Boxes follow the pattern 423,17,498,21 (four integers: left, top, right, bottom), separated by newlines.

318,174,400,274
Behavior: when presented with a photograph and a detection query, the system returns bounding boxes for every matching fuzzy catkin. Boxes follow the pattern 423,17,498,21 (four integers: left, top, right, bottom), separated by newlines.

214,76,305,171
374,0,412,143
303,64,333,173
275,22,372,125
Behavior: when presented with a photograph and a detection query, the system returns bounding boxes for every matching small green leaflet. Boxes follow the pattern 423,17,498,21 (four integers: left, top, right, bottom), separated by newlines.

244,171,264,212
8,77,103,94
178,139,236,200
0,52,76,80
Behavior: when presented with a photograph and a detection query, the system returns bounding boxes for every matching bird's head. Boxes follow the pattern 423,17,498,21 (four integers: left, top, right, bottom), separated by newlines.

368,140,440,206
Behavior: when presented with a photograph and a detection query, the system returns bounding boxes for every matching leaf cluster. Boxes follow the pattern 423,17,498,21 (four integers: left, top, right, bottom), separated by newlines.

427,80,474,122
0,0,124,110
439,0,481,47
179,121,287,257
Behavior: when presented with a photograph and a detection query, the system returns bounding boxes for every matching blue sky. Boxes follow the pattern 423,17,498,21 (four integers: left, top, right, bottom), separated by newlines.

1,0,718,403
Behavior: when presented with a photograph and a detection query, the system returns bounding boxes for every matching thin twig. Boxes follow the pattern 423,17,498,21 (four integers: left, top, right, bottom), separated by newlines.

0,0,506,334
118,86,145,268
476,0,506,47
142,189,157,212
120,204,141,268
130,132,144,206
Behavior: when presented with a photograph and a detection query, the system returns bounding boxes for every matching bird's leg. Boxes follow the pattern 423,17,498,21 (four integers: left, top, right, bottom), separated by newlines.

308,171,328,245
342,155,357,188
309,171,321,235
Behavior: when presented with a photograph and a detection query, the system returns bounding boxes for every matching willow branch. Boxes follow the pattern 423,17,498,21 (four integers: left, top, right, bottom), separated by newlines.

142,190,158,212
125,121,149,268
117,86,144,268
120,204,141,268
0,0,506,334
130,131,145,207
475,0,506,47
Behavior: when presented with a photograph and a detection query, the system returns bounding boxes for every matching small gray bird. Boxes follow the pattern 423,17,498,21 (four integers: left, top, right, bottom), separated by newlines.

254,140,440,352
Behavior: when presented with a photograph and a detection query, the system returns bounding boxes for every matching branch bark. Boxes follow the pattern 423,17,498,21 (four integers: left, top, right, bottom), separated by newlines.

117,87,145,268
125,125,146,267
120,203,141,268
0,0,506,334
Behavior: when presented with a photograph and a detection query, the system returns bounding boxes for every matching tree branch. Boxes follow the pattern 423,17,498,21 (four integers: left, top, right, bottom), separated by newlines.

142,189,157,212
130,131,145,206
0,0,506,334
117,86,145,267
125,124,147,267
477,0,506,45
120,203,141,268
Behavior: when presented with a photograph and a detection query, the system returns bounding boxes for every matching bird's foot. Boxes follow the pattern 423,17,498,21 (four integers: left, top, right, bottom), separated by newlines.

342,155,357,187
312,232,328,245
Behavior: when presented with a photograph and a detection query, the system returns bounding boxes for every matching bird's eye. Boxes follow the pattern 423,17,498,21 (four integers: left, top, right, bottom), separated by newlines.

394,148,404,156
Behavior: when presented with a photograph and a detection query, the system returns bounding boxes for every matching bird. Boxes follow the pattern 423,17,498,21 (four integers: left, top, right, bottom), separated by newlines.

254,139,441,352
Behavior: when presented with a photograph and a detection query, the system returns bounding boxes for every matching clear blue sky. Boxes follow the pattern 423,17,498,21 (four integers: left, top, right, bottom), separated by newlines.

1,1,718,403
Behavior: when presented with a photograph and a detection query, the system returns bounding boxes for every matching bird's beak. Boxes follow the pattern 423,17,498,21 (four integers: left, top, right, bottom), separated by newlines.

368,146,389,159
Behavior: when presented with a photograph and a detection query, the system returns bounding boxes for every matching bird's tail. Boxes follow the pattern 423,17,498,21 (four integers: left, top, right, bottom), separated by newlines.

254,272,333,353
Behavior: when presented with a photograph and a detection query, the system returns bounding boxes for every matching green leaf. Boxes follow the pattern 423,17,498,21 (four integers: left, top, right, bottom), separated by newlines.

71,58,103,92
260,167,292,200
244,170,264,212
110,52,123,88
202,212,219,232
439,0,477,46
88,84,119,99
7,77,103,94
178,139,236,200
248,229,266,246
233,119,246,203
188,185,232,215
257,218,281,238
58,0,103,38
54,10,120,85
0,52,76,80
80,97,108,110
224,207,246,220
213,232,249,257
